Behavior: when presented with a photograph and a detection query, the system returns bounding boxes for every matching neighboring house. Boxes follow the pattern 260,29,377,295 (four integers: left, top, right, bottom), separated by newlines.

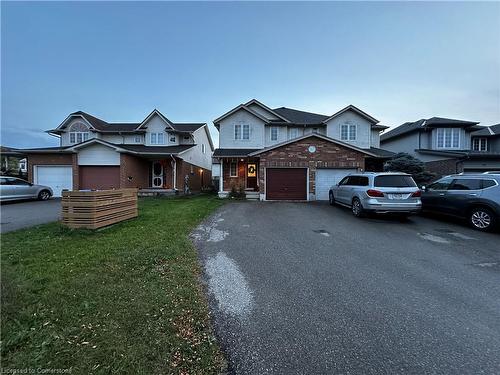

380,118,500,175
212,99,394,201
22,110,214,197
0,146,27,178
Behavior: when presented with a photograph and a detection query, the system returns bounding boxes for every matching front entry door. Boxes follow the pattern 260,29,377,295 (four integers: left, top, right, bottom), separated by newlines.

247,163,257,190
152,162,164,188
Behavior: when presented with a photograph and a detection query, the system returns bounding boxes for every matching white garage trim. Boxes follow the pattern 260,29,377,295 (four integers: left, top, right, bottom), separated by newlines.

315,168,357,201
263,167,309,202
34,165,73,197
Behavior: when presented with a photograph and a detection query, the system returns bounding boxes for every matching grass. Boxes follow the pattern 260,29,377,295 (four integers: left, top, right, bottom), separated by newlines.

1,195,226,374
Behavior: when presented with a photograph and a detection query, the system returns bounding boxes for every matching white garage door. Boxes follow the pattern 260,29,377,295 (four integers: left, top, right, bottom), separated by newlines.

35,166,73,197
315,168,357,200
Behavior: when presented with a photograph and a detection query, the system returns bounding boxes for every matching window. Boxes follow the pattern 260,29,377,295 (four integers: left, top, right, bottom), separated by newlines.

472,138,487,151
150,133,165,145
134,136,142,143
374,175,416,188
449,178,481,191
183,136,190,140
436,128,460,148
169,134,176,143
312,128,319,134
427,177,453,191
482,179,497,189
234,124,241,140
202,144,206,154
289,128,298,139
69,132,89,144
343,176,368,186
270,127,278,141
229,162,237,177
242,124,250,140
341,124,356,141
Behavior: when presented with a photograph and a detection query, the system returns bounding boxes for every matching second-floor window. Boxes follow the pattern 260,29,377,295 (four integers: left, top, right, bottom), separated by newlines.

289,128,298,139
69,132,89,144
134,136,142,143
437,128,460,148
341,124,356,141
270,127,278,141
472,138,487,151
150,133,165,145
169,134,176,143
234,124,250,140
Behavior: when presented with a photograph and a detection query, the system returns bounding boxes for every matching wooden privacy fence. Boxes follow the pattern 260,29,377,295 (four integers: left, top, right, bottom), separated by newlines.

62,189,138,229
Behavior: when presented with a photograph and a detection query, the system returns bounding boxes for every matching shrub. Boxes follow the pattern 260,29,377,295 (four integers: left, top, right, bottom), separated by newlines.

384,153,436,185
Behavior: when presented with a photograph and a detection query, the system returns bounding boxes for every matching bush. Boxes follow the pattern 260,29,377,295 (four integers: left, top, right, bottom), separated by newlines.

384,153,436,185
229,185,246,199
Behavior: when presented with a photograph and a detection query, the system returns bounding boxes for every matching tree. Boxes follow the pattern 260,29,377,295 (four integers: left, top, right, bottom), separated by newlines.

384,153,436,185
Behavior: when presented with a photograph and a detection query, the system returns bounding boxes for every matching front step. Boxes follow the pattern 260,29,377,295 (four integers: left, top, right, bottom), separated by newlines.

245,191,260,201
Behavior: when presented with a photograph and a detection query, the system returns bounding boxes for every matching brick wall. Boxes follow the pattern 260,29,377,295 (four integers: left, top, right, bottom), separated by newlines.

120,154,150,189
258,137,365,196
176,159,212,192
425,158,462,177
221,159,247,191
27,153,79,189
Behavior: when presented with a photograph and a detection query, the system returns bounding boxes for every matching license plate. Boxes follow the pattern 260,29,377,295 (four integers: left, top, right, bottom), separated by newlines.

389,193,404,200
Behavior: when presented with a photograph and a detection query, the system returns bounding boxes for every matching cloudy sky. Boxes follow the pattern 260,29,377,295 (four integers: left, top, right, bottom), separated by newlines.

1,1,499,148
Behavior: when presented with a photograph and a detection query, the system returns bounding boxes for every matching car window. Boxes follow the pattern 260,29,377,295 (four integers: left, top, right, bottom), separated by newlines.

338,177,349,186
0,178,7,185
12,178,31,186
352,176,369,186
449,178,481,191
482,179,497,189
343,177,356,186
427,178,453,191
374,175,416,187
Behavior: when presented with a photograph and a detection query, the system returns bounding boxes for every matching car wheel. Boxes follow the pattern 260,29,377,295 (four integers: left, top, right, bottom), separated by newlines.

351,197,364,218
329,191,335,206
469,207,496,231
38,190,51,201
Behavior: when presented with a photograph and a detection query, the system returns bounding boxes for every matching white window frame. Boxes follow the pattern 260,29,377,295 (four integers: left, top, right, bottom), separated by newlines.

229,162,237,177
134,136,142,143
169,134,176,143
436,128,460,149
69,131,89,144
234,124,241,140
150,133,157,144
242,124,250,140
472,137,487,151
289,128,298,139
340,124,356,141
270,127,278,141
150,133,165,145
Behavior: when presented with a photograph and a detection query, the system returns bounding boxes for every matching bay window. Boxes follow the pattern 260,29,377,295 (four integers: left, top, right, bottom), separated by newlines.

69,132,89,144
150,132,165,145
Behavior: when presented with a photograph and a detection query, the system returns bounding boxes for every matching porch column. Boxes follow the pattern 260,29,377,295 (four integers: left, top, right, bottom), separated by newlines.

219,160,223,193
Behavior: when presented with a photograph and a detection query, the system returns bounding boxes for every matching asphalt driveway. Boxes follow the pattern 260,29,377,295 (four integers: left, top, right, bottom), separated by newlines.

192,201,500,374
1,199,61,233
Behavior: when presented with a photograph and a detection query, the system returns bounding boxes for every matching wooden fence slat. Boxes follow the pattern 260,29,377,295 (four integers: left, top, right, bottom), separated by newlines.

61,189,138,229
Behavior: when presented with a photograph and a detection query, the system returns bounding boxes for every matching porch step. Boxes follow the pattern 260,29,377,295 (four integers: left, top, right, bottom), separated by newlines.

245,191,260,201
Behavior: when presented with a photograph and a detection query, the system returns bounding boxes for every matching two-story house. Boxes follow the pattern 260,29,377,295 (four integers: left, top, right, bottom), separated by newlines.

22,109,214,196
212,99,394,201
380,118,500,175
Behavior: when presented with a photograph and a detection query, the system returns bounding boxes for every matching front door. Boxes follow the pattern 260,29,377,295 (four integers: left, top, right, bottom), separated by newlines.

152,162,163,188
247,163,258,190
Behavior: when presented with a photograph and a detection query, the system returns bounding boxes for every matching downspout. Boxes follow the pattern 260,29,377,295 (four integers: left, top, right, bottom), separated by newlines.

170,155,177,190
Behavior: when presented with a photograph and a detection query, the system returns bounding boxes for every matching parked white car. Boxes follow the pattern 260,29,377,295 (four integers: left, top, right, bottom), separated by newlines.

329,172,422,217
0,176,53,201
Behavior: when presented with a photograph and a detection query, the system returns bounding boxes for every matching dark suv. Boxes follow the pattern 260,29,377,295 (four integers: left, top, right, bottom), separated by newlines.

421,174,500,231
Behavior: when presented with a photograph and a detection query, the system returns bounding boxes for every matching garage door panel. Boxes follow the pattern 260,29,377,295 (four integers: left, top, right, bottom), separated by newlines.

79,166,121,190
266,168,307,200
35,166,73,197
315,169,356,200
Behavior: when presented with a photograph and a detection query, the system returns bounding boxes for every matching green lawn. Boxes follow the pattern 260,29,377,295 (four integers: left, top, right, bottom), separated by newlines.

1,195,225,374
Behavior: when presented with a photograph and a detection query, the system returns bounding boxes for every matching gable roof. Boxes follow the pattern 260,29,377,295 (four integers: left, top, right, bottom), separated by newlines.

136,109,174,130
243,99,291,122
381,117,480,142
471,123,500,137
272,107,328,125
213,103,271,128
323,105,379,124
248,133,379,157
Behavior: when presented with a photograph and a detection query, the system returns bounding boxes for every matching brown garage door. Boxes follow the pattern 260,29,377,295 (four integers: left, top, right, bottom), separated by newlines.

79,166,120,190
266,168,307,200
